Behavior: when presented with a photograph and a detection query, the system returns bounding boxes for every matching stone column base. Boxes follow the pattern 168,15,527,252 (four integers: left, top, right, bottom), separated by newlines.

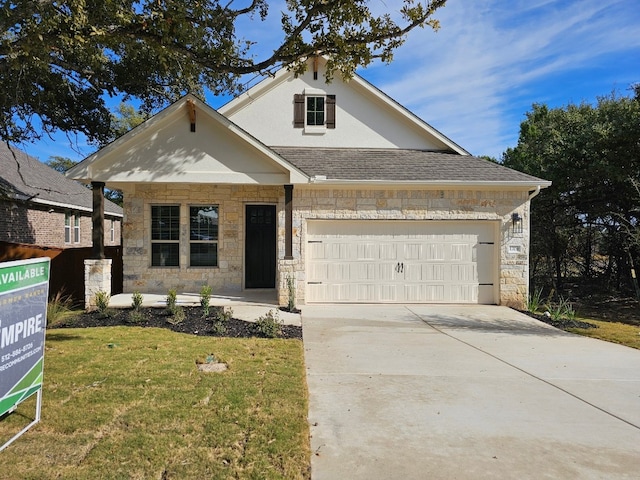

85,259,112,311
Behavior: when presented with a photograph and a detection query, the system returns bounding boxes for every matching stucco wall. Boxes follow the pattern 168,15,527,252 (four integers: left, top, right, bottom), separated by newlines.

122,184,531,309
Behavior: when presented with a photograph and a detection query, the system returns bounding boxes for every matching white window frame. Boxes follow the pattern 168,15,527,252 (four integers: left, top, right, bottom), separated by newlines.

189,205,219,267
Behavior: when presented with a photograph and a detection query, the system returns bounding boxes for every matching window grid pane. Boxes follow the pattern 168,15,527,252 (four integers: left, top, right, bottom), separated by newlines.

190,206,218,240
64,213,71,243
189,205,218,267
152,244,179,267
151,205,180,267
190,243,218,267
152,205,180,241
73,214,80,243
306,96,325,126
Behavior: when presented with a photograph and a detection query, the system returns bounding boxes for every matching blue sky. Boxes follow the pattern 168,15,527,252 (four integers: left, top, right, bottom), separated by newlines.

25,0,640,162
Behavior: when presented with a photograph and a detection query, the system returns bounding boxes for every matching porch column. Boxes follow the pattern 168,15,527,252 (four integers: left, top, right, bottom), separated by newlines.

284,184,293,259
85,181,111,310
91,181,105,259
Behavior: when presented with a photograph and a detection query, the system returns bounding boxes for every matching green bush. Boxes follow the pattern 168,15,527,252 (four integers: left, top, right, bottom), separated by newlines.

211,307,233,335
200,285,212,317
286,274,296,312
166,289,178,315
131,291,144,310
94,290,111,317
127,309,145,324
254,309,283,338
167,305,185,325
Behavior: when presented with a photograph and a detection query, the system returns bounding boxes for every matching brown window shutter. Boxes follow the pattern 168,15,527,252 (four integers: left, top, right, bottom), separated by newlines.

294,94,305,128
326,95,336,129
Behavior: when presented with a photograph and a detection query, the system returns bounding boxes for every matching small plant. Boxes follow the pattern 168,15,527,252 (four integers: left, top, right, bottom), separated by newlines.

200,284,212,317
167,305,185,325
544,296,575,321
286,274,296,312
127,309,145,324
166,289,178,315
211,307,233,335
526,288,543,313
94,290,111,317
131,291,144,310
254,309,283,338
46,291,77,328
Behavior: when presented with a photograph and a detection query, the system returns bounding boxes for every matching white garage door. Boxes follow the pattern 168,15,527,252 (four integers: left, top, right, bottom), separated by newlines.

306,220,497,304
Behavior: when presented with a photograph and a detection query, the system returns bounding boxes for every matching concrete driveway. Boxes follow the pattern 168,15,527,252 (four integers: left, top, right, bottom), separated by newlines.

302,305,640,479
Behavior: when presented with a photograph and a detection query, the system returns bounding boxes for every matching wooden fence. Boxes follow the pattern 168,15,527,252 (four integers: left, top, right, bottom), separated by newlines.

0,242,123,307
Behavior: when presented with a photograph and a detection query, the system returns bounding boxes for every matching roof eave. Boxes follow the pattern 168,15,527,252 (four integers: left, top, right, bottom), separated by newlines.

305,179,553,189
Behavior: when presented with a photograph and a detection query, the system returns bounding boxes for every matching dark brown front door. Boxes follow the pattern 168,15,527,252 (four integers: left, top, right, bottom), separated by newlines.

245,205,276,288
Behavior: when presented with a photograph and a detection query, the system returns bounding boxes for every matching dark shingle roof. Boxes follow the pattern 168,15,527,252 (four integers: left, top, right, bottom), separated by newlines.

0,143,123,215
271,147,547,185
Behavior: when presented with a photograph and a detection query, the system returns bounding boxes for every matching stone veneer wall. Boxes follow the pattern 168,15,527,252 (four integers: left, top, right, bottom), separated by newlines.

121,184,531,308
122,184,284,295
278,187,532,309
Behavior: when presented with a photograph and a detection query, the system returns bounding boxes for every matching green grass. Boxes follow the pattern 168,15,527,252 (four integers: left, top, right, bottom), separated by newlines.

567,318,640,350
0,327,310,479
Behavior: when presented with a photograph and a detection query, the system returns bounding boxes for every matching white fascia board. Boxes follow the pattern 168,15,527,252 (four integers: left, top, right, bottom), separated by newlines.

30,197,124,217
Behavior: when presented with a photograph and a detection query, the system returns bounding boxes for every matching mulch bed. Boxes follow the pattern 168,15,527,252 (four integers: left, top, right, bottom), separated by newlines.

53,306,303,340
522,311,598,330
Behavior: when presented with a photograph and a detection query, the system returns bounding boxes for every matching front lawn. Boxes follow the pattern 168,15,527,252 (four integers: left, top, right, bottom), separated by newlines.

0,327,310,479
566,318,640,350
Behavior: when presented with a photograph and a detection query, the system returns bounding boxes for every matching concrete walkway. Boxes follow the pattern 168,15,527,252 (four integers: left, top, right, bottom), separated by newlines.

108,290,301,326
302,305,640,479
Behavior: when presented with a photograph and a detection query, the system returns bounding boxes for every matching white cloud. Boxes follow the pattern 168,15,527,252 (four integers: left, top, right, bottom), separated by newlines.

362,0,640,158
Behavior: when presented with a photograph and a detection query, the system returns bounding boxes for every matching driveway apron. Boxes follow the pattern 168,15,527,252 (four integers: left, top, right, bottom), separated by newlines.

302,305,640,479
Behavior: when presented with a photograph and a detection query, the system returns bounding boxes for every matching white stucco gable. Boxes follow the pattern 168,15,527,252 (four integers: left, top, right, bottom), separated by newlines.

219,57,468,153
67,94,308,188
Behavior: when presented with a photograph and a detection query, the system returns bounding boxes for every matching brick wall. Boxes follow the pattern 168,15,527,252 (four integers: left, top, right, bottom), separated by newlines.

0,200,122,248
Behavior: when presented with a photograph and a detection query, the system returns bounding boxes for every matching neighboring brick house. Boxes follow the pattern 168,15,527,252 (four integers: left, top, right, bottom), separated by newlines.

68,57,550,309
1,143,123,248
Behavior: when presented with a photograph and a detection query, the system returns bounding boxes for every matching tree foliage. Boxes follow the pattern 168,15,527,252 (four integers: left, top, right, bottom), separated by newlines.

0,0,447,144
502,91,640,294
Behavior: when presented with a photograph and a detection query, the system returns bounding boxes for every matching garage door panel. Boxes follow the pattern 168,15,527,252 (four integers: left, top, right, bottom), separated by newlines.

306,221,497,304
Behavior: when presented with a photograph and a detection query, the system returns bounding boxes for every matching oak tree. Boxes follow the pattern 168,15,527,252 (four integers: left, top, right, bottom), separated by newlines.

0,0,447,144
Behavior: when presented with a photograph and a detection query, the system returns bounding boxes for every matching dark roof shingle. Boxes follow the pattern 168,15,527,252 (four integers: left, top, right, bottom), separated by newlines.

0,143,123,215
271,147,547,185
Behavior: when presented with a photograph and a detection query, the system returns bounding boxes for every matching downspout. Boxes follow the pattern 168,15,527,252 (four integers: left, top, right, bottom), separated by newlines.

528,185,541,200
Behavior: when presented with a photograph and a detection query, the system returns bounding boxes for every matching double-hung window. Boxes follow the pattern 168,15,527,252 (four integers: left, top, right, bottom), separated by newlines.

189,206,218,267
151,205,180,267
294,90,336,132
65,212,80,244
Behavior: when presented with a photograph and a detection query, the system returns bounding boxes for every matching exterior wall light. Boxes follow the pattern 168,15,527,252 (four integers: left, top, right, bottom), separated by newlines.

512,212,523,234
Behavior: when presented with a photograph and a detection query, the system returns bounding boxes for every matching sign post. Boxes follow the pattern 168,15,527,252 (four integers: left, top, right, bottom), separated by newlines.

0,258,50,452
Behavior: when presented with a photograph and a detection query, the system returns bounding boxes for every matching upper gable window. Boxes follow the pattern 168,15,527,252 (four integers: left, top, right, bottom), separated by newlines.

294,90,335,132
307,96,325,126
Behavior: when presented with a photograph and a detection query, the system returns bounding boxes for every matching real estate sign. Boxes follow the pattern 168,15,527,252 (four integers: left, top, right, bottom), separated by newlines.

0,258,49,421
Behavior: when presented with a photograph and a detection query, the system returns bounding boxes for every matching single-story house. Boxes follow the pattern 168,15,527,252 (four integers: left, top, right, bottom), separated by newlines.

67,57,550,308
1,143,122,249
